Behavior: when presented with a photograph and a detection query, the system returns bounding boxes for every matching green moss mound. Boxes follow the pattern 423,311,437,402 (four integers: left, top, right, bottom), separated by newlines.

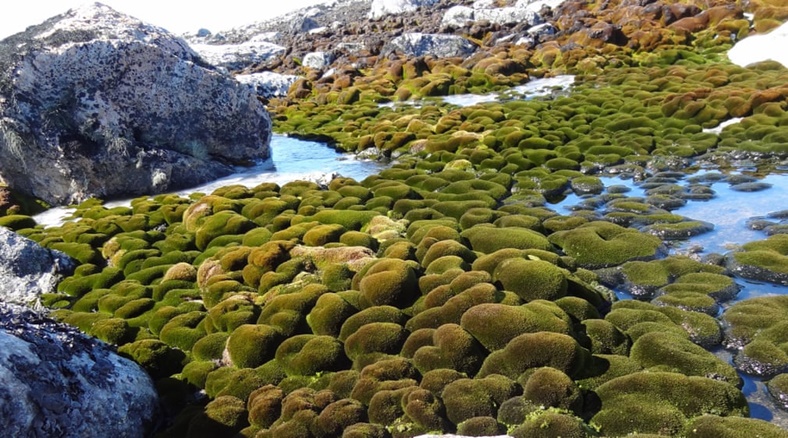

548,221,664,268
592,372,748,436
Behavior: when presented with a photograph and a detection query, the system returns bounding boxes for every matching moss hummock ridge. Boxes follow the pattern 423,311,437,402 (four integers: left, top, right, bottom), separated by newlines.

18,3,788,434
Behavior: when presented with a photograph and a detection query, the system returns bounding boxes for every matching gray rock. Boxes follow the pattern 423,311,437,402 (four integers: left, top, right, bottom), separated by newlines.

235,72,300,99
442,2,543,28
0,227,75,306
385,32,477,58
189,40,285,71
369,0,439,20
0,3,272,206
292,16,321,33
302,51,335,70
0,302,159,437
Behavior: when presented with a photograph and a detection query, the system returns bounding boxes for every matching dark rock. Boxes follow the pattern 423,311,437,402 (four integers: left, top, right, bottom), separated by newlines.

0,302,159,437
0,227,75,306
0,3,272,205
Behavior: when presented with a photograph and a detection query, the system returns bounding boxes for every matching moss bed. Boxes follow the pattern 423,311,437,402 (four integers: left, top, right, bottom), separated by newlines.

7,1,788,436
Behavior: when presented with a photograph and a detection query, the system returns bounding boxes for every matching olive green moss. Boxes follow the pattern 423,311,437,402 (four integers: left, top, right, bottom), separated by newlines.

478,331,591,380
442,374,521,426
592,372,748,436
460,301,573,352
492,258,568,302
275,334,350,376
226,324,284,369
728,234,788,285
685,414,788,438
548,221,664,268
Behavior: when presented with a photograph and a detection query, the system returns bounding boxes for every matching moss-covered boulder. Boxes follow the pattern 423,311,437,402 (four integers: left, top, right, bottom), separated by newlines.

723,295,788,377
412,323,487,376
492,258,568,302
442,374,521,426
727,234,788,285
275,334,350,377
630,331,741,387
460,301,573,351
461,225,552,254
548,221,664,268
226,324,284,369
592,372,748,436
477,331,592,381
356,259,419,309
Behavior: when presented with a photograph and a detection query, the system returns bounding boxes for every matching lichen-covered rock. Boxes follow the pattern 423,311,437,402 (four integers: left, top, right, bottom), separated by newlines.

0,227,75,305
0,3,271,205
384,33,477,59
0,303,159,437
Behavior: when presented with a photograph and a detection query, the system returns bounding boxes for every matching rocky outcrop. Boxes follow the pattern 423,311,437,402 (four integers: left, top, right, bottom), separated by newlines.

0,302,159,437
0,3,272,206
235,72,300,99
303,51,335,70
369,0,440,19
385,33,478,58
190,39,285,71
442,2,544,28
0,227,75,306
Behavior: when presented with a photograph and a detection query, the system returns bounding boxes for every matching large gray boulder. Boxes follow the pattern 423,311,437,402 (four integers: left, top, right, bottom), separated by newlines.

0,302,159,437
385,33,478,58
0,227,75,306
0,3,272,206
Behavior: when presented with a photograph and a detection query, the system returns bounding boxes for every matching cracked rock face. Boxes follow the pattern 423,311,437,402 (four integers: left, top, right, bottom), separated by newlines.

0,303,159,437
0,2,272,206
0,227,75,306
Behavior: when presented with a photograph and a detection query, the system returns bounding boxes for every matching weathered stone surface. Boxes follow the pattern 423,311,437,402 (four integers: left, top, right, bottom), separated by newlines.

189,40,285,70
385,32,478,58
369,0,439,20
0,302,159,437
303,51,335,70
0,3,272,205
236,72,300,99
442,3,543,28
0,227,75,306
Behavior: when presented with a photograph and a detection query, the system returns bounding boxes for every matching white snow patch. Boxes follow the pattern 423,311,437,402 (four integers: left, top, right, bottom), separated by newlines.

703,117,743,135
728,21,788,68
